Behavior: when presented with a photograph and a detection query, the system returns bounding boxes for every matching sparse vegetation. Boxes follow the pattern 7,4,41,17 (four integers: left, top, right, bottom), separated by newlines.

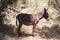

0,0,60,40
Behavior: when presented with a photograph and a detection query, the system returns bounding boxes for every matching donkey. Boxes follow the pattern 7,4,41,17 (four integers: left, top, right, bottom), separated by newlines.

16,8,49,36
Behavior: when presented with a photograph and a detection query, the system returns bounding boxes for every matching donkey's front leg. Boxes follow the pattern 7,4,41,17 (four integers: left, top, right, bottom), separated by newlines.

32,23,36,36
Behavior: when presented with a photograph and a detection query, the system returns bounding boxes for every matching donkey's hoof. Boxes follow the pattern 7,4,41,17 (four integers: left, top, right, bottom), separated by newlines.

31,34,37,36
18,34,21,37
32,33,38,36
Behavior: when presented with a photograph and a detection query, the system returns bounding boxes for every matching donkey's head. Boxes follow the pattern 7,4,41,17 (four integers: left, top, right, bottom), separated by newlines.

43,8,49,20
38,8,49,20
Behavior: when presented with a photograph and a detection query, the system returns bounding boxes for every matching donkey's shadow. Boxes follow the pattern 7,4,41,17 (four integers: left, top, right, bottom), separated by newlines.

0,23,15,36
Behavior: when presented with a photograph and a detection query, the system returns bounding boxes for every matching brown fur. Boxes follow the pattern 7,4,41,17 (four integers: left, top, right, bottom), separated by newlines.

16,8,49,36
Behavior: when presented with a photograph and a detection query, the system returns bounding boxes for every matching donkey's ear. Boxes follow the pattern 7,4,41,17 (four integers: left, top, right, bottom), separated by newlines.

44,8,48,11
46,8,48,11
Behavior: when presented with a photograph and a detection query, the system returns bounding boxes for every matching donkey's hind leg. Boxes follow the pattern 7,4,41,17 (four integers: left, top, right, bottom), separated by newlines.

18,23,22,37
